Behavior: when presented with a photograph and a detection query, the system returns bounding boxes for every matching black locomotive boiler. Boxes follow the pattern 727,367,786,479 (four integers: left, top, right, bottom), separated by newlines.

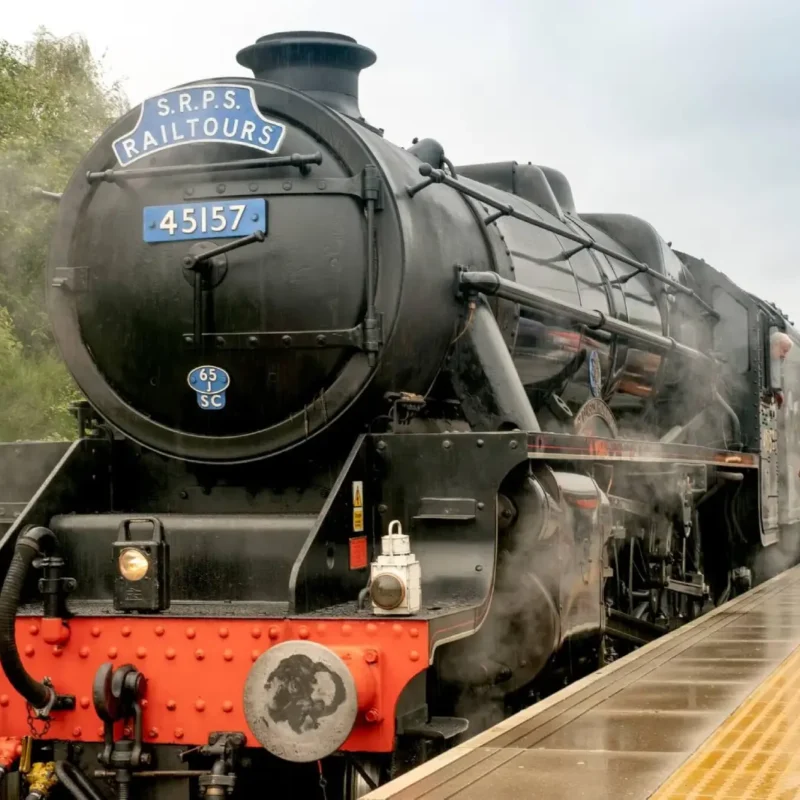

1,29,799,800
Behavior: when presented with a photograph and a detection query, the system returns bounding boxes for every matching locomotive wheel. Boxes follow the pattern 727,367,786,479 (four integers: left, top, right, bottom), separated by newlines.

342,756,384,800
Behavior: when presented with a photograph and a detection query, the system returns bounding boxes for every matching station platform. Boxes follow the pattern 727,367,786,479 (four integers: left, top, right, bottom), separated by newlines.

365,563,800,799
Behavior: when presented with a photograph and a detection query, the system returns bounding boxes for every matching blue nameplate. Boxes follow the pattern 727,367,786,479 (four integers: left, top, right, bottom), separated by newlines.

187,365,230,411
113,84,287,167
143,198,267,243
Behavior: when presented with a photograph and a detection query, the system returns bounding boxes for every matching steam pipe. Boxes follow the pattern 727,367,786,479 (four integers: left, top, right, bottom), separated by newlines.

0,527,58,710
466,294,541,432
713,389,742,447
459,271,710,363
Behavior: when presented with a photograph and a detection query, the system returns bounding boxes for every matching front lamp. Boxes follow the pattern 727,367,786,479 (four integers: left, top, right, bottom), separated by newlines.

370,572,406,610
118,547,149,581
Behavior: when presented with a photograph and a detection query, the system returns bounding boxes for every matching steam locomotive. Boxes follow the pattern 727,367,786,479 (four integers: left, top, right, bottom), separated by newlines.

1,29,798,800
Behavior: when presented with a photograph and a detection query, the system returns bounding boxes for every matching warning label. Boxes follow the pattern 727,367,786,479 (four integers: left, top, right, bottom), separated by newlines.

352,480,363,508
349,536,368,570
353,507,364,532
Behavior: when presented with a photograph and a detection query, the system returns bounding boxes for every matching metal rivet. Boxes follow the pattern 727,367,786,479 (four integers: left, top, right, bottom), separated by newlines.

195,649,205,661
477,501,485,511
298,626,310,640
73,727,82,738
165,648,176,660
366,623,377,636
247,336,258,347
510,440,518,449
137,647,147,659
53,646,63,658
185,187,194,196
121,626,132,637
364,650,378,664
409,650,420,662
0,695,9,707
219,627,229,639
251,650,260,662
149,728,159,739
216,183,226,194
268,626,280,640
195,699,206,711
342,624,352,636
215,336,225,346
282,181,292,191
477,439,485,447
392,624,403,637
222,701,233,713
223,649,234,661
155,626,165,636
316,623,326,635
251,626,262,639
248,183,258,192
316,334,326,346
281,335,292,347
166,700,176,710
79,647,90,659
185,627,196,639
317,180,327,190
476,565,483,572
174,728,184,739
108,647,118,659
91,626,101,638
443,440,452,449
29,625,39,636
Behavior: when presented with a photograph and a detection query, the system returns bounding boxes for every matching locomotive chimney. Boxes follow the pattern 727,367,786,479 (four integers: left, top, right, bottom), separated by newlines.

236,31,376,120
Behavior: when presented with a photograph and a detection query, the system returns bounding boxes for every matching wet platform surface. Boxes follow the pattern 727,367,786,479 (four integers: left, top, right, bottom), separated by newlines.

365,565,800,799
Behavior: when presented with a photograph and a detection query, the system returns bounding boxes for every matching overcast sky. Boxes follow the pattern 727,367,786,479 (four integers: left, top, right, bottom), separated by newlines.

7,0,800,321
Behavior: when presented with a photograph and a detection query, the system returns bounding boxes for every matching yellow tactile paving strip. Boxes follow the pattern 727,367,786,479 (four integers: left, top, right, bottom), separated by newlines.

651,641,800,799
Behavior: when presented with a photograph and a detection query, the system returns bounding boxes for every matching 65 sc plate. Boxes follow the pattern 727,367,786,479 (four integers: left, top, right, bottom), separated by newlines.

143,198,267,243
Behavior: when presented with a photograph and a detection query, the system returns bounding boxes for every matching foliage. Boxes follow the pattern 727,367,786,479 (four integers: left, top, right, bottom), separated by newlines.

0,28,127,440
0,308,79,441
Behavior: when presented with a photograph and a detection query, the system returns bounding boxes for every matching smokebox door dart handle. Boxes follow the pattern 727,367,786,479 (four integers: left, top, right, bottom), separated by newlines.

182,230,266,269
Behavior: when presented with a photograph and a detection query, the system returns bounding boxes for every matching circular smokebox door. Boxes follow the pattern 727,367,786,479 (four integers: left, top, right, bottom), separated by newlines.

243,640,359,762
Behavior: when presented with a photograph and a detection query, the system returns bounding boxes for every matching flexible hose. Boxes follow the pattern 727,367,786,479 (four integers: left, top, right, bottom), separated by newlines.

54,762,106,800
0,527,57,709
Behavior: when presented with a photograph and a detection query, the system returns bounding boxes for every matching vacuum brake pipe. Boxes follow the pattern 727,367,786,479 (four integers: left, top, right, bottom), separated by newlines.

0,527,59,712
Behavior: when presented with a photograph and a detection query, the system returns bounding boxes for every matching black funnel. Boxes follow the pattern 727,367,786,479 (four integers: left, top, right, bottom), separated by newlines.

236,31,376,119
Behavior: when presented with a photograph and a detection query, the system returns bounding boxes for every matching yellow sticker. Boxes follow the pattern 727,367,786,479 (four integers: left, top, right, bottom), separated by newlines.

352,480,363,508
353,507,364,532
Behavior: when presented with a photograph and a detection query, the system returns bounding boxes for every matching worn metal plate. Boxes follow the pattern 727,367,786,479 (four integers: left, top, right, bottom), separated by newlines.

243,640,358,762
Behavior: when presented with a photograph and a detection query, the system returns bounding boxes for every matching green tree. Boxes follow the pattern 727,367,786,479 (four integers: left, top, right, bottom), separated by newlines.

0,28,127,440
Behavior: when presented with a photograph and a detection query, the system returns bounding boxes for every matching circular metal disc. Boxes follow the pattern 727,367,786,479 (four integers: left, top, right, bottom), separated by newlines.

243,640,358,763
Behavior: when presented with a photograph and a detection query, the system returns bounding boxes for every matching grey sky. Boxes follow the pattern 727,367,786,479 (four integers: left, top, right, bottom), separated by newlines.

7,0,800,320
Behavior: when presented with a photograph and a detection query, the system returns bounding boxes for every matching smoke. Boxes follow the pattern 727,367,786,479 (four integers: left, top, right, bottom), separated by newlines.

435,468,568,726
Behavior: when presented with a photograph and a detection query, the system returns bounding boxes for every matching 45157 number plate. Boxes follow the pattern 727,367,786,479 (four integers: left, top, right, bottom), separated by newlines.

143,198,267,243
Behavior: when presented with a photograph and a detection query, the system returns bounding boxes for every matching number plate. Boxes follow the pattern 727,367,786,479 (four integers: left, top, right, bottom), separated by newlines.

142,198,267,243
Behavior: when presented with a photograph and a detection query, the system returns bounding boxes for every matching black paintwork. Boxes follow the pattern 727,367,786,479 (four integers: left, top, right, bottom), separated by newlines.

2,27,799,800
